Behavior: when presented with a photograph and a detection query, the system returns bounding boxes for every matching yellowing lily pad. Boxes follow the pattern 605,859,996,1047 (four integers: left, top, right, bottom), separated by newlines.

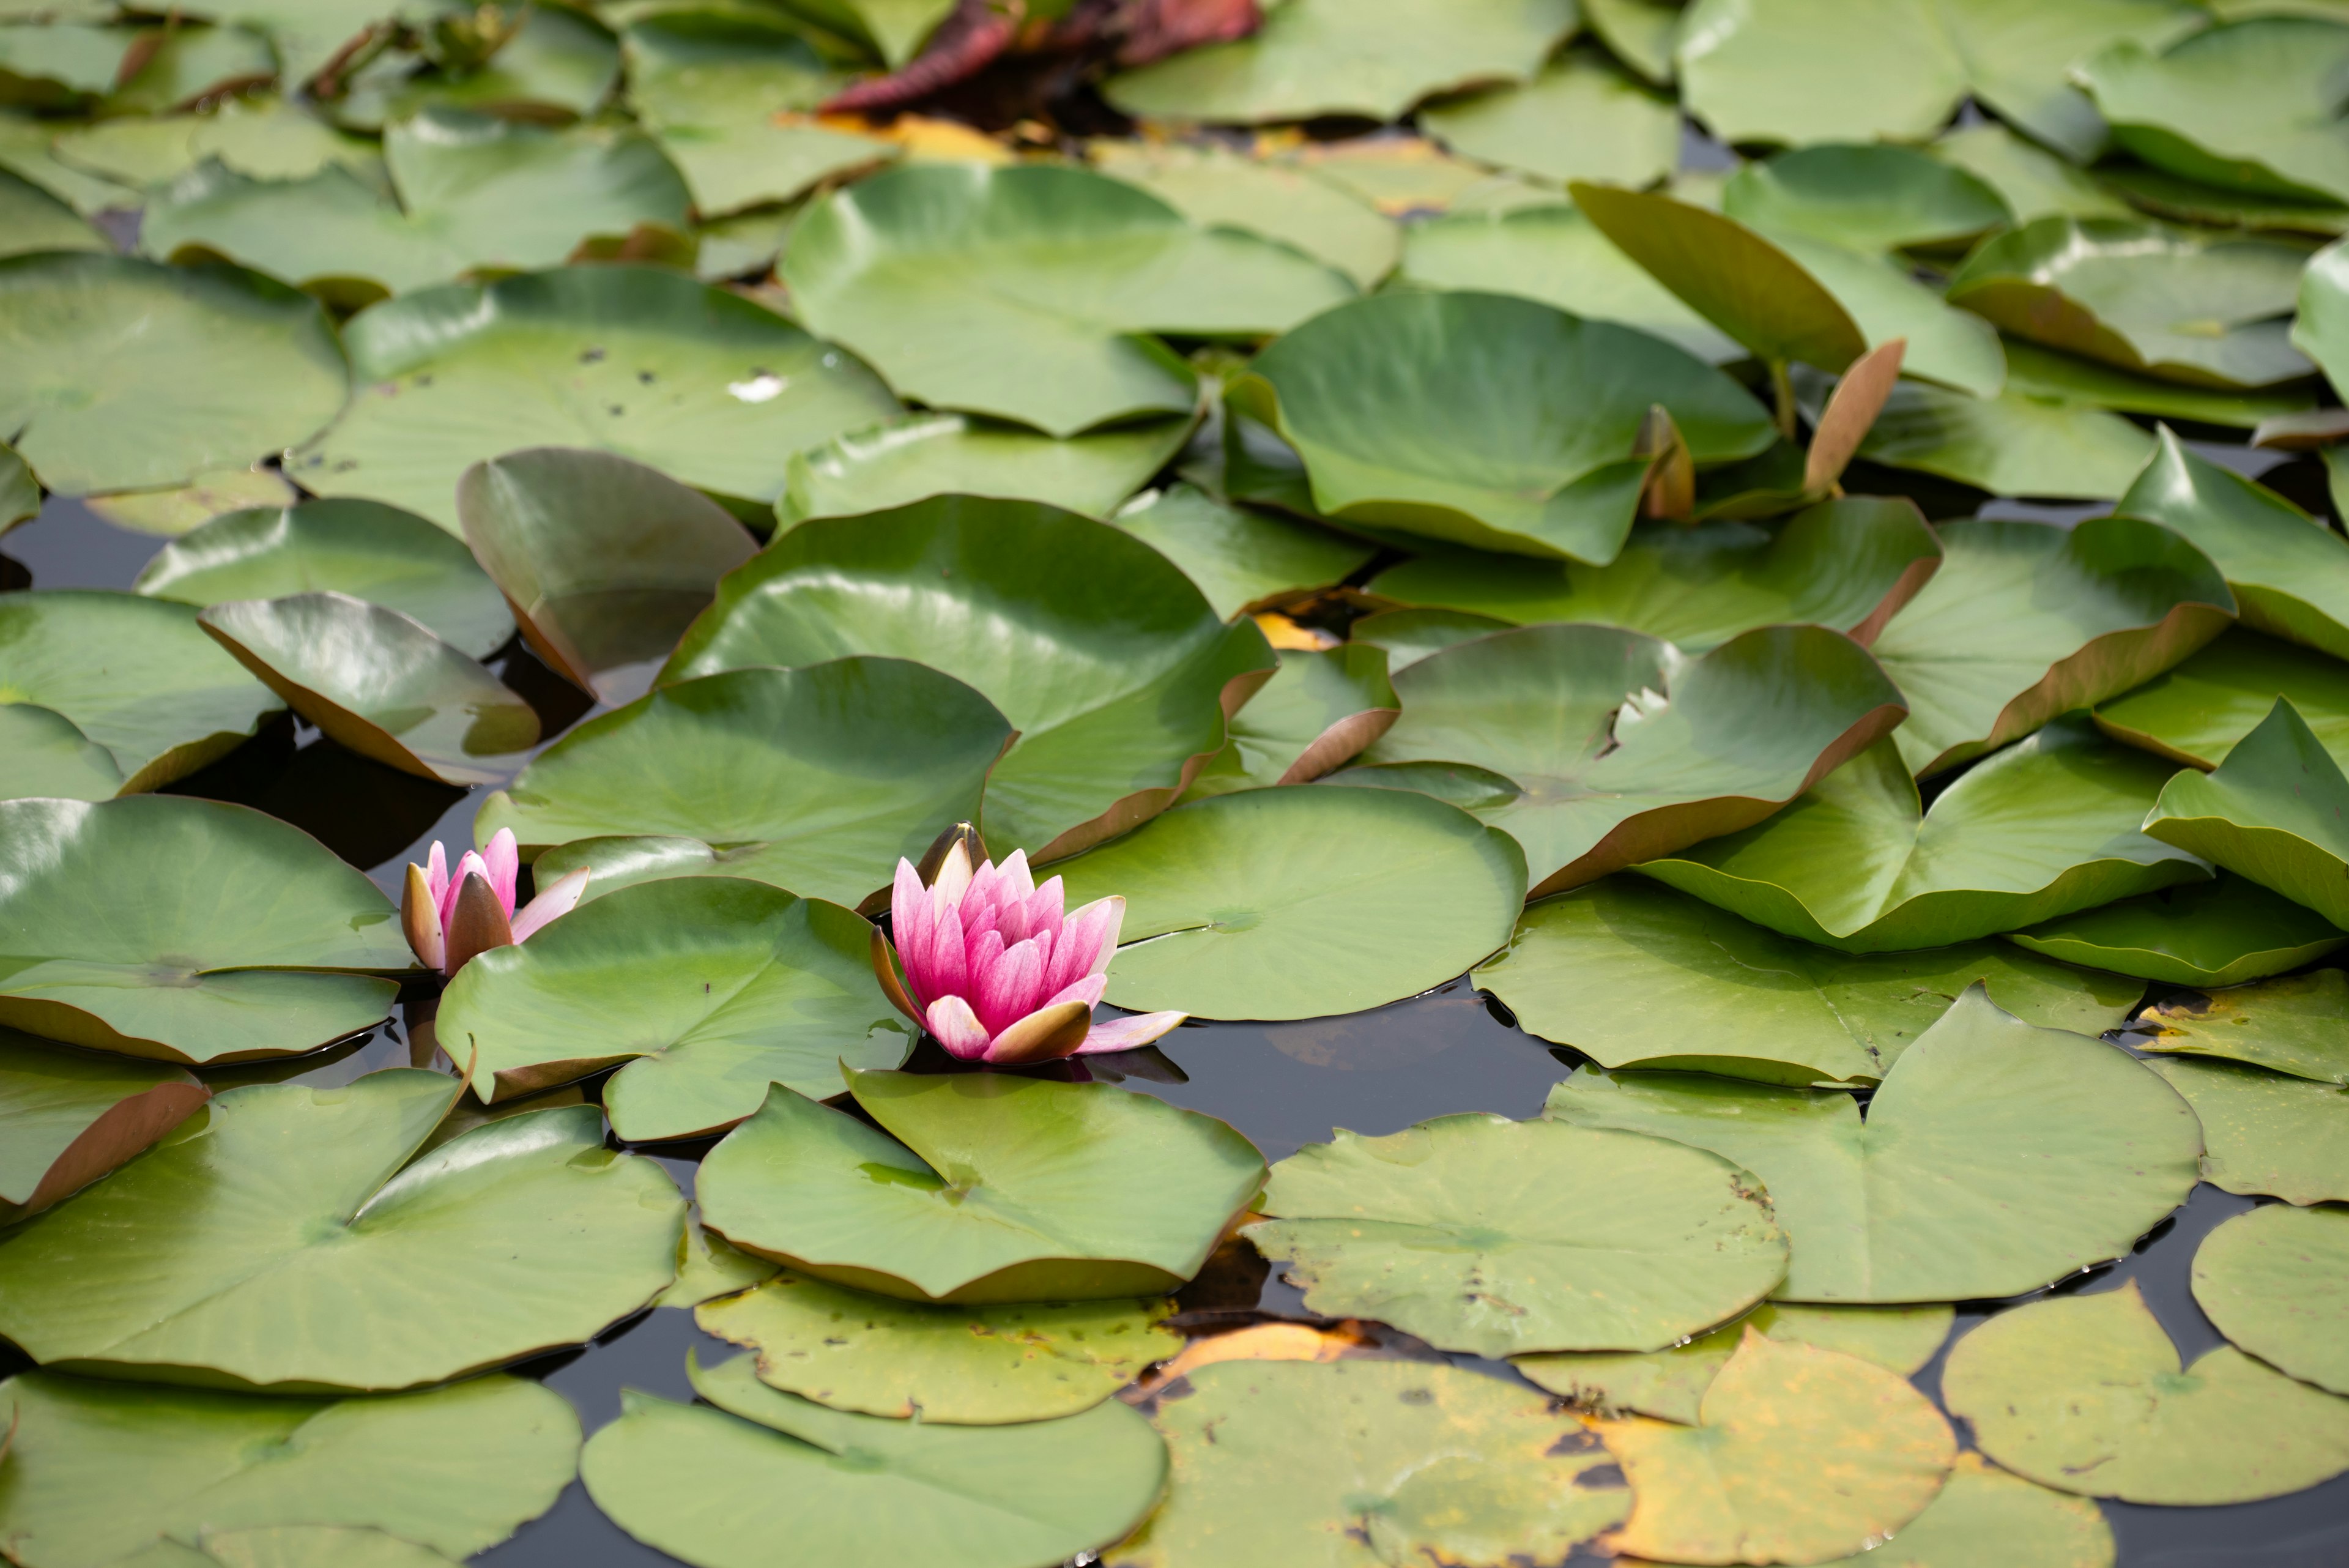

2192,1203,2349,1395
2142,1055,2349,1206
2136,968,2349,1083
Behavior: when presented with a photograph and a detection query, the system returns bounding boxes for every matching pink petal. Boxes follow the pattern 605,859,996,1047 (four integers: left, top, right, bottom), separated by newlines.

482,828,520,916
997,849,1034,902
440,850,492,929
510,866,588,942
426,841,449,904
1048,896,1124,994
1026,876,1066,947
925,904,970,1003
975,935,1046,1036
1074,1010,1189,1054
1041,973,1107,1012
892,858,933,1006
926,994,994,1059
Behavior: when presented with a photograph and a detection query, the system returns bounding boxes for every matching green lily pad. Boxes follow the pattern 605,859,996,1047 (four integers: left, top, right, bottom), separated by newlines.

1596,1331,1956,1567
197,593,538,786
1335,608,1513,674
0,251,347,496
437,876,911,1140
2136,968,2349,1082
476,660,1012,911
2002,343,2318,430
781,162,1348,437
1720,143,2009,252
1942,1280,2349,1503
0,1069,683,1391
2078,17,2349,207
1516,1302,1953,1422
1545,986,2205,1301
697,1269,1180,1423
2142,1055,2349,1205
658,1209,781,1308
0,21,127,106
1676,0,1966,145
661,496,1274,859
78,466,301,540
102,23,273,117
0,589,282,795
1937,0,2206,161
1369,499,1941,655
2096,629,2349,773
2194,1203,2349,1394
1866,515,2235,776
134,497,515,660
1932,124,2136,223
0,1370,578,1568
0,1030,207,1224
2113,429,2349,660
455,445,757,698
143,108,692,301
1946,218,2313,389
0,795,406,1063
1105,483,1375,622
1104,0,1578,124
1178,646,1397,801
1108,1358,1628,1568
0,107,134,215
584,1353,1167,1568
1584,0,1677,82
2144,697,2349,926
0,436,31,528
0,705,120,802
1397,203,1743,364
2104,160,2349,236
2295,234,2349,399
1568,182,1869,375
1050,784,1523,1021
1478,877,2142,1087
779,412,1192,529
335,2,621,130
1638,722,2206,951
1231,288,1775,561
144,1525,462,1568
0,163,102,255
1088,140,1398,289
1823,370,2158,499
2008,875,2345,986
699,1070,1266,1303
1244,1112,1788,1356
623,11,891,217
289,264,899,529
1421,50,1679,190
1349,621,1906,898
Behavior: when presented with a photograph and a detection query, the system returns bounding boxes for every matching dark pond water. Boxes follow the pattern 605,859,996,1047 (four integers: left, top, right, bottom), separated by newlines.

9,491,2349,1567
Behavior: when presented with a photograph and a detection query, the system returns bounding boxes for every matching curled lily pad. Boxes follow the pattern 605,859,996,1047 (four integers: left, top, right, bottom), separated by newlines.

1943,1280,2349,1503
436,876,911,1140
135,498,514,660
1111,1358,1626,1568
0,252,347,496
335,2,621,130
1420,50,1679,189
0,1370,578,1568
1545,986,2204,1302
2095,629,2349,770
0,1030,207,1224
0,796,406,1064
1089,141,1397,290
584,1353,1167,1568
2113,429,2349,661
2008,875,2345,986
0,163,102,255
2193,1203,2349,1394
1106,483,1375,622
198,593,538,787
0,1070,684,1391
1349,622,1906,898
1103,0,1577,124
1947,218,2313,388
1,437,32,528
659,1209,781,1309
1676,0,1966,146
1179,646,1396,801
289,264,899,529
0,589,281,795
781,162,1348,437
1638,723,2209,951
2144,697,2349,926
698,1269,1180,1423
0,705,119,803
1369,499,1941,654
2003,337,2315,428
1720,143,2009,252
142,108,692,300
1244,1112,1788,1356
1597,1331,1956,1566
2142,1055,2349,1206
456,446,757,700
1866,515,2235,776
1397,203,1743,364
476,660,1012,912
1479,877,2142,1087
779,412,1192,529
1228,288,1775,562
1823,370,2158,499
2136,968,2349,1083
1050,784,1525,1022
699,1070,1266,1303
1516,1302,1952,1423
662,496,1274,860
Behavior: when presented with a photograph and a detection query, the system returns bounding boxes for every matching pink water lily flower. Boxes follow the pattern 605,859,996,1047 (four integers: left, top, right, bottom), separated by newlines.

875,841,1186,1064
401,828,589,977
